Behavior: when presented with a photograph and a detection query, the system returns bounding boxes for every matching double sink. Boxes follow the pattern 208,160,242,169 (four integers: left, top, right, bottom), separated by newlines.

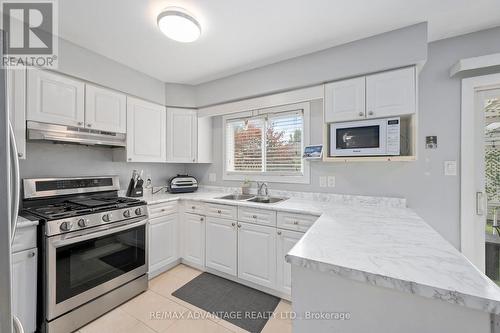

216,193,288,204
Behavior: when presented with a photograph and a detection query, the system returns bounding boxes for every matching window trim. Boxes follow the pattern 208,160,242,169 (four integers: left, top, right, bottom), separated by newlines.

222,102,310,184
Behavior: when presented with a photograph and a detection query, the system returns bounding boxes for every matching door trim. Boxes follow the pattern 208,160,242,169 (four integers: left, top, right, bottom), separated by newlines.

460,73,500,271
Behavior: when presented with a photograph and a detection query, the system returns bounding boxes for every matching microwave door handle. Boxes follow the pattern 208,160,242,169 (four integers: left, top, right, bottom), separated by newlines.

51,218,147,248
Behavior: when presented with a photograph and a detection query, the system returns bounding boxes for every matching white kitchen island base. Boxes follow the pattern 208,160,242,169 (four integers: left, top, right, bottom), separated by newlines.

291,265,491,333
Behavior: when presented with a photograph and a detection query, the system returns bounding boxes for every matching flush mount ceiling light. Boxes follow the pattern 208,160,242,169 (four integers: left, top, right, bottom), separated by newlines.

157,7,201,43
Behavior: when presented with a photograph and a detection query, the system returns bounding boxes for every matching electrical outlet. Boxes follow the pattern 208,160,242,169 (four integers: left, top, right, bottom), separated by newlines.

327,176,336,187
319,176,327,187
444,161,457,176
208,173,217,182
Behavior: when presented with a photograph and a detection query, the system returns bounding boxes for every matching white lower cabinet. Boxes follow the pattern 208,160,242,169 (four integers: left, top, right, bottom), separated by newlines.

182,213,206,268
276,229,304,295
205,217,237,276
12,248,37,333
237,222,277,289
149,214,179,275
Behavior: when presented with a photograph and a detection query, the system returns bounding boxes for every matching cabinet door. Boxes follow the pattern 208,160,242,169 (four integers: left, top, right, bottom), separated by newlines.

237,222,276,289
12,248,37,333
366,67,416,118
85,84,126,133
205,217,237,276
182,213,205,267
27,69,85,126
324,77,365,122
166,108,197,163
126,97,166,162
149,214,179,274
7,68,26,159
276,229,303,295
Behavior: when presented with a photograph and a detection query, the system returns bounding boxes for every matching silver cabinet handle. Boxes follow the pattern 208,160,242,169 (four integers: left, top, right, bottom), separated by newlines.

192,206,196,210
77,121,83,126
28,251,36,258
8,122,20,243
87,124,92,128
200,217,204,222
13,315,24,333
358,112,364,117
237,223,241,228
293,221,299,225
128,158,132,161
231,222,236,227
252,215,257,219
217,210,222,214
368,111,374,116
17,152,23,158
277,231,282,235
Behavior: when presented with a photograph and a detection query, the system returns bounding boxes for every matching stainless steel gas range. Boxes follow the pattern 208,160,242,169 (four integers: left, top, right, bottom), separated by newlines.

21,176,149,333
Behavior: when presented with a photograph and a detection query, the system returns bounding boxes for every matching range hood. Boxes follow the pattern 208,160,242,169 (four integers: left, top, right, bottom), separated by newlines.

27,121,126,147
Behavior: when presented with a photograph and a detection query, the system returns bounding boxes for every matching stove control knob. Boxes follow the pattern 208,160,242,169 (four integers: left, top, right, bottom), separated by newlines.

77,218,88,227
135,208,142,216
60,221,73,232
123,210,131,218
102,213,112,222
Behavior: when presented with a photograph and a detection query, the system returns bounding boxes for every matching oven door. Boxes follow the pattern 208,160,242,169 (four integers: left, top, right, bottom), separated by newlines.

330,120,387,156
45,218,148,320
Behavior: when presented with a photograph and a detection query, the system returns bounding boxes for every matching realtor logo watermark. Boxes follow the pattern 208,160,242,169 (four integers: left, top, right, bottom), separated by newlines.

1,0,58,68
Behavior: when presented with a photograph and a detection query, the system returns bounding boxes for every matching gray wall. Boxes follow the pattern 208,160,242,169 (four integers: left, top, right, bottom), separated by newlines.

187,26,500,249
194,23,428,107
19,142,186,190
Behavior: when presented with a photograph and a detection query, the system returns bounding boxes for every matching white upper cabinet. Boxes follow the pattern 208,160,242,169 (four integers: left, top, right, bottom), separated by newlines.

8,68,27,159
85,84,126,133
324,66,416,122
205,217,237,276
237,222,277,289
324,77,365,122
125,97,166,163
167,108,197,163
366,67,416,118
27,69,85,127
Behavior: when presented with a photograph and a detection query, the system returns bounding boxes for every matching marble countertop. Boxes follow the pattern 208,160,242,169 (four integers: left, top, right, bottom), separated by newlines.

140,187,500,315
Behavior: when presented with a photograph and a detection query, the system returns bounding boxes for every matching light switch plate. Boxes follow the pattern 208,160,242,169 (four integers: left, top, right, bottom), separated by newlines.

444,161,457,176
327,176,336,187
208,173,217,182
319,176,327,187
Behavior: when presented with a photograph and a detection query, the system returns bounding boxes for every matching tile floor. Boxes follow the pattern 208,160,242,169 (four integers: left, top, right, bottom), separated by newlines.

77,264,292,333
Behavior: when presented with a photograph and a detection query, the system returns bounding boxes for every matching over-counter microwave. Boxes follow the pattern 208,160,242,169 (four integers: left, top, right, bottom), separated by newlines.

330,117,400,157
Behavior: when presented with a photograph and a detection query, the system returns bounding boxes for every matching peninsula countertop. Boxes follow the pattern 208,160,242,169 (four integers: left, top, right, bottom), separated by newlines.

140,188,500,315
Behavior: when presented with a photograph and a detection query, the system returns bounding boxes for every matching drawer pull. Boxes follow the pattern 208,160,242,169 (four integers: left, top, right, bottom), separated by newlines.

192,206,196,209
161,209,166,212
252,215,257,219
277,231,282,235
232,222,236,227
237,223,241,228
293,221,299,225
217,210,222,214
200,217,204,222
28,251,36,258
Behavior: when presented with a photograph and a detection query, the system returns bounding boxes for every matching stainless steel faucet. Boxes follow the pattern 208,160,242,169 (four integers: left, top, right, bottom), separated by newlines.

257,182,269,197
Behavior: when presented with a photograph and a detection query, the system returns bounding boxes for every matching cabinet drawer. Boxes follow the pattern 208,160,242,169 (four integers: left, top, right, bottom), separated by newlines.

12,223,37,253
277,212,319,232
184,201,205,215
238,207,277,227
205,203,237,220
148,201,178,219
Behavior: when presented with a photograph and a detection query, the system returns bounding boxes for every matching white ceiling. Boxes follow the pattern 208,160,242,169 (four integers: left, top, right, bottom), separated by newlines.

59,0,500,85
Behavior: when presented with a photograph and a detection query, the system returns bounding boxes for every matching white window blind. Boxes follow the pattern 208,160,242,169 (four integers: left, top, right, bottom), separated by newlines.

225,109,304,175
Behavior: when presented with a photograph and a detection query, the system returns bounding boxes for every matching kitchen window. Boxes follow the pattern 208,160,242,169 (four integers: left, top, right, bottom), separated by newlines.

223,102,310,184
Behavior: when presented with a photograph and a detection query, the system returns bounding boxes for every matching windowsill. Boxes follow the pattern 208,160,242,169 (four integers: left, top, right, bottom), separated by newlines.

222,171,310,184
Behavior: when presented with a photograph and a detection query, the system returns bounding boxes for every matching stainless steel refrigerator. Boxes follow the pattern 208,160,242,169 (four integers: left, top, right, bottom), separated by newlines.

0,31,23,333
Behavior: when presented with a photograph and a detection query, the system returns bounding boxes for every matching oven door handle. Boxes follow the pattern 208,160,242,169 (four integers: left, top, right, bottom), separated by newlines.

51,219,147,248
